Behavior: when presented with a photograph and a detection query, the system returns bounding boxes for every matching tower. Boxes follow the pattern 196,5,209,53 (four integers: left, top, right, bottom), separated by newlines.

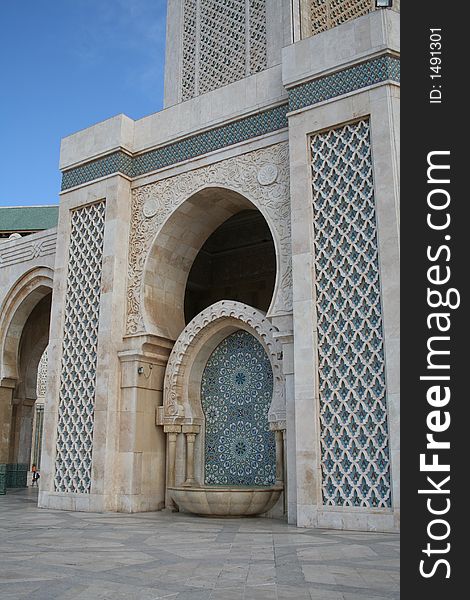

164,0,292,106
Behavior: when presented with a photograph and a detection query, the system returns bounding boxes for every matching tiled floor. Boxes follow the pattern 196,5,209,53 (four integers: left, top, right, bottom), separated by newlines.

0,488,399,599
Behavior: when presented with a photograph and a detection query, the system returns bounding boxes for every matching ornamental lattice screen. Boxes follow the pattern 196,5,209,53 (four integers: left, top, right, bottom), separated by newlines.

54,201,106,494
310,118,392,508
182,0,267,101
308,0,374,37
36,348,48,400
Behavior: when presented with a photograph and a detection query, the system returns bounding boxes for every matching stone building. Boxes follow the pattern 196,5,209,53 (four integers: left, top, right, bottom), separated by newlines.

0,1,400,531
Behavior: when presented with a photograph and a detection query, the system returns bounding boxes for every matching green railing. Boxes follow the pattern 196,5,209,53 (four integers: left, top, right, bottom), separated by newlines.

0,463,29,494
0,464,6,495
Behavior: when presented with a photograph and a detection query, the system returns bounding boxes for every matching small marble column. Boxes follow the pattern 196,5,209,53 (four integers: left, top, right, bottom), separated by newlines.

182,425,200,486
275,429,284,485
168,433,178,486
164,425,181,487
164,425,181,511
282,429,287,515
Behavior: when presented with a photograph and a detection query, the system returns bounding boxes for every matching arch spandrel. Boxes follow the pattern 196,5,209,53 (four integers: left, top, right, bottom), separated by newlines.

162,300,286,431
126,142,292,337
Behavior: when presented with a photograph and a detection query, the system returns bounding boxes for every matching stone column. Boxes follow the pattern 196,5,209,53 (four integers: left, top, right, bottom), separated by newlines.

285,9,400,530
270,318,295,523
40,173,135,512
117,337,173,513
165,426,181,487
282,429,287,515
275,429,284,485
0,380,15,463
182,425,200,486
8,399,20,463
17,398,35,465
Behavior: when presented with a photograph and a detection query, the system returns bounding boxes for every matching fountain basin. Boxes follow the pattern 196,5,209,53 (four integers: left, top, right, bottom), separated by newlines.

168,485,283,517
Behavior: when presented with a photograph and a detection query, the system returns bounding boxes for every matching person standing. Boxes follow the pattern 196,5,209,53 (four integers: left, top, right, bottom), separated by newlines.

31,464,40,487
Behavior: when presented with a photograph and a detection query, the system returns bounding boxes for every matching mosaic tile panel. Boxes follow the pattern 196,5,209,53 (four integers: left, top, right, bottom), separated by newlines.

61,151,132,191
311,119,392,508
201,330,276,486
309,0,373,36
289,55,400,112
54,201,106,494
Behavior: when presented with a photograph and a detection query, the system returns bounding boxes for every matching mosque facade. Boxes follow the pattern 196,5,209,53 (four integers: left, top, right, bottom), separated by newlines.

0,0,400,531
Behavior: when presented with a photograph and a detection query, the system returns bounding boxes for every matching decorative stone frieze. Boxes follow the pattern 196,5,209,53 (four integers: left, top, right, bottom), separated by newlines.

0,231,56,268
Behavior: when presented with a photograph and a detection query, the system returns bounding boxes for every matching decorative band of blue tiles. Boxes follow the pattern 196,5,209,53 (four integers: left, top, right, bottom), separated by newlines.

61,105,288,191
61,151,133,191
60,54,399,191
288,55,400,113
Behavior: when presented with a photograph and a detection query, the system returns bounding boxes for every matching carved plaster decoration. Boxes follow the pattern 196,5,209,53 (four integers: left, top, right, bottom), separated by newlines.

142,198,159,219
257,164,278,186
126,142,291,334
162,300,286,430
0,231,56,268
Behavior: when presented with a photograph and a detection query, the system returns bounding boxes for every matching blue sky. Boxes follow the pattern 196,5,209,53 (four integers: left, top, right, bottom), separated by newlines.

0,0,167,207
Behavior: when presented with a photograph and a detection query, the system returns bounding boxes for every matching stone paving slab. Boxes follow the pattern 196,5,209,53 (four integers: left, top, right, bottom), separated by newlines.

0,488,400,599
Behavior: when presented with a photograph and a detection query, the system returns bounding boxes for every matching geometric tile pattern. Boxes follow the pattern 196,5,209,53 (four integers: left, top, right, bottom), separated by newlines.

60,55,399,191
201,330,276,486
61,151,133,191
311,119,392,508
289,55,400,112
54,201,106,494
309,0,373,36
182,0,268,101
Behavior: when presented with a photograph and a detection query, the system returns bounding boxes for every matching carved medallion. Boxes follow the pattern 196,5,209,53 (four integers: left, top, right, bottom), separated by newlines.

143,198,159,219
257,164,278,186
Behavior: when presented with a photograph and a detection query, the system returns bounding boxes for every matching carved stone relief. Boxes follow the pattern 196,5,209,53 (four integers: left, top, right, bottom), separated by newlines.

162,300,286,430
126,142,292,335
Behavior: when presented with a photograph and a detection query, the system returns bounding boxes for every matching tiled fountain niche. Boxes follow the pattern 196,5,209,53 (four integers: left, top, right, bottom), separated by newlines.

201,329,276,487
159,301,286,517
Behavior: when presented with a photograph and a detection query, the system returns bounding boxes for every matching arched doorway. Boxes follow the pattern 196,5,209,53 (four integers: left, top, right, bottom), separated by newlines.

185,210,276,323
9,293,51,465
143,187,278,341
143,186,287,516
0,268,53,479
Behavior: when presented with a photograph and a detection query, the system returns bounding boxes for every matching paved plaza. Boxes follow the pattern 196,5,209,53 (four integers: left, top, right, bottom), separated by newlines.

0,488,399,600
